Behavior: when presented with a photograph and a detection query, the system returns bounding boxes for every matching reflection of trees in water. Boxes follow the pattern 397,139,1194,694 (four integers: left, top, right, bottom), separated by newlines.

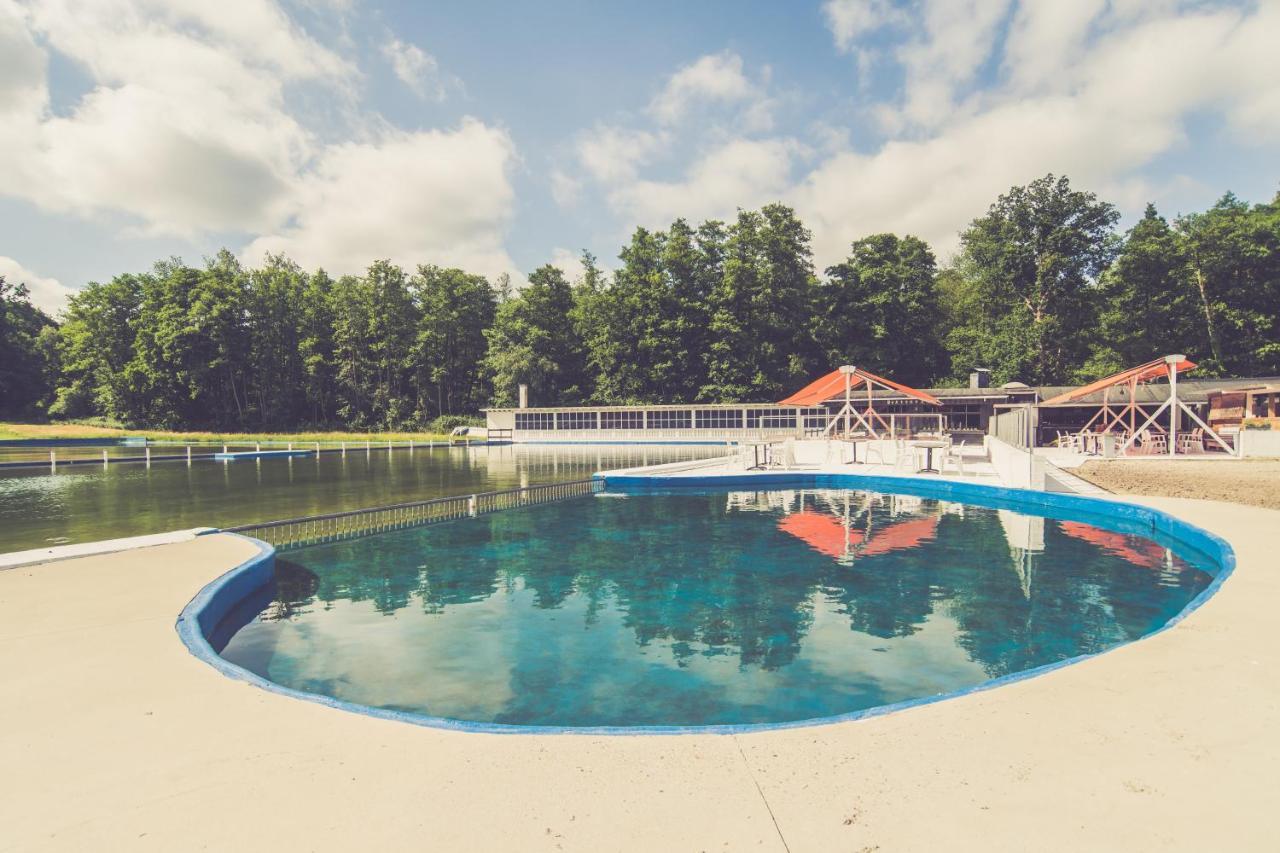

255,489,1211,677
258,559,319,621
942,515,1211,678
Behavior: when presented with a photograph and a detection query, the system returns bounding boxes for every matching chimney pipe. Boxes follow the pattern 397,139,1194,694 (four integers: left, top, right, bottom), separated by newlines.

518,384,528,409
970,368,990,389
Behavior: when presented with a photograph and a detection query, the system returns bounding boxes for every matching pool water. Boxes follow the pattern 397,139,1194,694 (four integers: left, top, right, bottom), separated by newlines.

218,487,1216,728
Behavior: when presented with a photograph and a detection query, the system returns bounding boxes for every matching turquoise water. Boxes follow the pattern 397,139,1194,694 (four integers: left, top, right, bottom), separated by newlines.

218,487,1215,728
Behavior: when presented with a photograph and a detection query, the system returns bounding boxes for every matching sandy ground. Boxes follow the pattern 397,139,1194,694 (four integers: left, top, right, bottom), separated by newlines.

2,496,1278,852
1076,459,1280,510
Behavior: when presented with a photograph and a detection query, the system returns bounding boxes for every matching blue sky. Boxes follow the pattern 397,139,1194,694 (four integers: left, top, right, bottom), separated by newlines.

1,0,1278,311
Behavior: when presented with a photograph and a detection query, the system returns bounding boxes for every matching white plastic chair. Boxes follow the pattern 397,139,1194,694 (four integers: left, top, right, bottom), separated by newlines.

767,438,798,471
942,437,967,476
893,438,916,472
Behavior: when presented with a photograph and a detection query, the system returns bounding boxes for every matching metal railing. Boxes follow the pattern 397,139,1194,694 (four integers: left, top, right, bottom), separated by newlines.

225,478,603,549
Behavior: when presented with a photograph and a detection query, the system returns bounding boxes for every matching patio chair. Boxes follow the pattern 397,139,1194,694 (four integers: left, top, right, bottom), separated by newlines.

941,437,967,476
823,439,847,466
768,438,799,471
893,438,916,472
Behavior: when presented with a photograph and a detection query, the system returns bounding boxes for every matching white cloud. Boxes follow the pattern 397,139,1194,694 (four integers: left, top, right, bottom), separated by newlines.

793,1,1280,266
245,119,519,281
381,37,454,101
549,169,582,208
648,51,759,125
0,256,75,314
1,0,353,235
548,248,587,284
575,125,664,184
610,138,800,229
822,0,905,52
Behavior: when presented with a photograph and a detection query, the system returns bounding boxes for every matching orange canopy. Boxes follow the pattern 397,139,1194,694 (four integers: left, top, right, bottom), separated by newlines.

1040,356,1196,406
778,367,942,407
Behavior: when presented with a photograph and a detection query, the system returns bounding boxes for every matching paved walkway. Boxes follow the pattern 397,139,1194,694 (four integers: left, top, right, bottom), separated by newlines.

1,498,1276,851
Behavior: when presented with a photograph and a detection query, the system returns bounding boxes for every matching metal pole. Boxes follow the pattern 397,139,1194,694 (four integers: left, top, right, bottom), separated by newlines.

145,446,151,467
103,449,109,468
187,446,192,465
1168,357,1178,456
50,450,55,470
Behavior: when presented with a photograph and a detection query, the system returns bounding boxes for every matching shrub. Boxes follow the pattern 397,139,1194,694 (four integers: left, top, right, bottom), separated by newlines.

428,414,483,434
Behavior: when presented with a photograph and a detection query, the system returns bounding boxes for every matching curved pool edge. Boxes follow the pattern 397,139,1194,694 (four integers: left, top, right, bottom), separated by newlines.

177,473,1237,736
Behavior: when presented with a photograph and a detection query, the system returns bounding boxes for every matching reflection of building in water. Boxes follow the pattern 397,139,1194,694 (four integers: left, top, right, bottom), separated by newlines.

725,490,803,513
997,510,1044,599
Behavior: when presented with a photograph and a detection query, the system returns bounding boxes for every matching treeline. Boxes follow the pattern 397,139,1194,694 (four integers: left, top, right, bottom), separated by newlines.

2,174,1277,429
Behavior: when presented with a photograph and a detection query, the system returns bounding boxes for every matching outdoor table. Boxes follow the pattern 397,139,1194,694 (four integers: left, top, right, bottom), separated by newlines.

843,436,870,464
745,440,776,470
910,439,947,474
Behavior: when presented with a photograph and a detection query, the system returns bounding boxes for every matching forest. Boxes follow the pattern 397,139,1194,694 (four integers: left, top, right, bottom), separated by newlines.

2,174,1278,430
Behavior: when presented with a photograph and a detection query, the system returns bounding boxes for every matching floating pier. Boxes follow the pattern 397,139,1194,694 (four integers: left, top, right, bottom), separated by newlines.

211,449,315,461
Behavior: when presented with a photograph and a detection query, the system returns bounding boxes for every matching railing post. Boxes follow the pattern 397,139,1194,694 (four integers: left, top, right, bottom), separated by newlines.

187,446,192,465
468,494,478,517
145,447,151,467
50,450,55,470
103,449,109,468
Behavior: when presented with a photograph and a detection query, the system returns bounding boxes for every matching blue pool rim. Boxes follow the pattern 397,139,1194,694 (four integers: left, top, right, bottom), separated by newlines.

176,471,1237,736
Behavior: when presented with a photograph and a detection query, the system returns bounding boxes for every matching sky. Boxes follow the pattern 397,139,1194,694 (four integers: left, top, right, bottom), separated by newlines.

1,0,1278,313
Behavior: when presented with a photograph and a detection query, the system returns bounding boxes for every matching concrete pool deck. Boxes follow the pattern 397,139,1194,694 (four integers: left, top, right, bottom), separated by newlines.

1,498,1276,851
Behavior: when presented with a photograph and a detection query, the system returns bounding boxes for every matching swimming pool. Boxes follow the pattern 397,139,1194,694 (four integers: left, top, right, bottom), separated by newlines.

205,479,1227,731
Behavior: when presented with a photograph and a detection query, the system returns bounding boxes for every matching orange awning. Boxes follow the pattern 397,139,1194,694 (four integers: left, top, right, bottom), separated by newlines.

1040,356,1196,406
778,367,942,407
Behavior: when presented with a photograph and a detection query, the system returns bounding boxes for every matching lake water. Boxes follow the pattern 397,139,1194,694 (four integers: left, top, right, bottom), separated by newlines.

0,444,726,552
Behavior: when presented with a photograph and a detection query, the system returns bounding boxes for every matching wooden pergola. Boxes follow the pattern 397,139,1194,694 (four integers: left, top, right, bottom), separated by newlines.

1039,355,1232,455
779,365,942,439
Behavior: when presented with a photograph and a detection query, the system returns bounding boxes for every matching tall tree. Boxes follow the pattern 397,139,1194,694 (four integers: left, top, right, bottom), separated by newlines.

0,276,56,418
1176,192,1280,375
816,233,946,386
409,265,496,419
703,204,819,401
946,174,1120,385
1087,204,1200,377
483,264,587,406
246,254,307,427
50,274,143,421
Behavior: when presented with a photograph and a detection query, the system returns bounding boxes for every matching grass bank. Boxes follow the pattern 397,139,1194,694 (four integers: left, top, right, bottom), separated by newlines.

0,422,466,444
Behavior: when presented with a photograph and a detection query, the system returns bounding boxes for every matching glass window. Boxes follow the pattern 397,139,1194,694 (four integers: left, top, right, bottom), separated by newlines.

694,409,743,429
646,409,692,429
803,408,830,429
601,410,644,429
515,412,555,430
557,411,597,430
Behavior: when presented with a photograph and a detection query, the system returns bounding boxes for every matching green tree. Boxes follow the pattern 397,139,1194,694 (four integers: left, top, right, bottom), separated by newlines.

1176,192,1280,375
297,269,337,424
1086,204,1201,377
246,254,307,427
817,233,946,386
0,276,56,418
946,174,1119,385
409,265,496,419
484,264,588,406
702,204,819,401
50,275,143,421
